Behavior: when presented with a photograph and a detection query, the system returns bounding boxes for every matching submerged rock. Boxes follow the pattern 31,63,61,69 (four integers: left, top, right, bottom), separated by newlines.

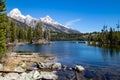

62,65,67,71
75,65,85,72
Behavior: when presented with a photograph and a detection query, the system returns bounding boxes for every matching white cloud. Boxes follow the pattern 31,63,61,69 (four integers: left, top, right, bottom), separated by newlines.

65,19,81,27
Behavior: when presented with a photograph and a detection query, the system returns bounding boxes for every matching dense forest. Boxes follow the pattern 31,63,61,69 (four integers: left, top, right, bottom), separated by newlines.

0,0,7,57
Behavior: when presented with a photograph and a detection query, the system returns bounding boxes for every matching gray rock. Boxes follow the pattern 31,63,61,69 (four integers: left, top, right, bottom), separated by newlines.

75,65,85,72
40,71,58,80
52,63,62,70
27,70,41,79
33,70,41,79
38,62,53,69
0,64,3,71
17,72,35,80
4,73,20,80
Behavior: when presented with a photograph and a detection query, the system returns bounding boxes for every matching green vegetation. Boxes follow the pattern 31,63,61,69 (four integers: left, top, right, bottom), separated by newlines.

27,26,33,43
33,23,43,41
10,21,16,42
6,21,51,43
83,24,120,45
51,32,82,41
0,0,7,57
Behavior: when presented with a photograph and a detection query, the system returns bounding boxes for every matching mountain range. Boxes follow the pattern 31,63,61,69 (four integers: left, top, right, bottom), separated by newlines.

8,8,80,33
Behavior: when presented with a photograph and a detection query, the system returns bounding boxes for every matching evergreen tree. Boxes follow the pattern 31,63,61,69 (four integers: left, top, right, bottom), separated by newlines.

0,0,7,56
33,23,43,41
44,29,51,41
16,27,26,42
10,21,16,42
27,26,33,43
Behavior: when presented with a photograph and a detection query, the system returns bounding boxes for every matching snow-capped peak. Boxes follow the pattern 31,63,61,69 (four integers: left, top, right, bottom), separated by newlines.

8,8,22,17
40,15,59,25
26,15,32,18
8,8,37,26
8,8,26,23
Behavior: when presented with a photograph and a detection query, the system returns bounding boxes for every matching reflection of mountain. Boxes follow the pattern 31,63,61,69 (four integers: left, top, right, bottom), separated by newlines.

8,8,80,33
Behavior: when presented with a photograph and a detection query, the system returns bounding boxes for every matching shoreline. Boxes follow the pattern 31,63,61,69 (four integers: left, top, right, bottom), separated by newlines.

0,52,85,80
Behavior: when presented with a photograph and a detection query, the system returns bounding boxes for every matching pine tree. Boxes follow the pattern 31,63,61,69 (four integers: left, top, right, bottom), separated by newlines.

44,29,51,41
16,27,26,42
33,23,43,41
10,21,16,42
27,26,33,43
0,0,7,57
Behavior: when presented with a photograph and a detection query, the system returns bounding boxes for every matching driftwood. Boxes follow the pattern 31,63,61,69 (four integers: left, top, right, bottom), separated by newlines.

0,71,23,74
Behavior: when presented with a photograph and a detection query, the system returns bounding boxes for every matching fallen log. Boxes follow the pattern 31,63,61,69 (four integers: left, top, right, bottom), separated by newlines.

0,71,23,74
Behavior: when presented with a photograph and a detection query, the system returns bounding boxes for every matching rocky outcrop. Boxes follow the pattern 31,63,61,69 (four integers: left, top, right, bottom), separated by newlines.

37,62,62,70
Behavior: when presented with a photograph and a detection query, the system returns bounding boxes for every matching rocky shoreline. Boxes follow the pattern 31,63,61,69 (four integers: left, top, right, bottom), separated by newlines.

0,52,85,80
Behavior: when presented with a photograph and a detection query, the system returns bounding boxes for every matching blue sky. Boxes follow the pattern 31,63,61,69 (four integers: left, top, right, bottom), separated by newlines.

7,0,120,33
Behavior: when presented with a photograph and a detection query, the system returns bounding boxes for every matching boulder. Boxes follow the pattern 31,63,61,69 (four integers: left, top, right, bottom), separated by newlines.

75,65,85,72
52,63,62,70
27,70,41,79
40,71,58,80
33,70,41,79
37,62,53,69
0,64,3,71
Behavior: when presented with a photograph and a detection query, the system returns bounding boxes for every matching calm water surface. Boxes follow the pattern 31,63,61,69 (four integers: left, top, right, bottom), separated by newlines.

15,41,120,79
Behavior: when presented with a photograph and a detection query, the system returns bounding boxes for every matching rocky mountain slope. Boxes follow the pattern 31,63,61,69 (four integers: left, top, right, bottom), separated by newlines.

8,8,80,33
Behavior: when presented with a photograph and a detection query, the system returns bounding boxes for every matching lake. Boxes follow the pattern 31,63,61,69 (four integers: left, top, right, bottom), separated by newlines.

15,41,120,80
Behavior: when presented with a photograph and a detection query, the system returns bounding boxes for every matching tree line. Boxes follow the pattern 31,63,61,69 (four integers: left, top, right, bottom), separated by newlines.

83,24,120,45
0,0,7,57
51,32,82,41
6,20,51,44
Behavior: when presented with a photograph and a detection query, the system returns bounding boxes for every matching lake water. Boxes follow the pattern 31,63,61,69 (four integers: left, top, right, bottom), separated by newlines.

15,41,120,79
